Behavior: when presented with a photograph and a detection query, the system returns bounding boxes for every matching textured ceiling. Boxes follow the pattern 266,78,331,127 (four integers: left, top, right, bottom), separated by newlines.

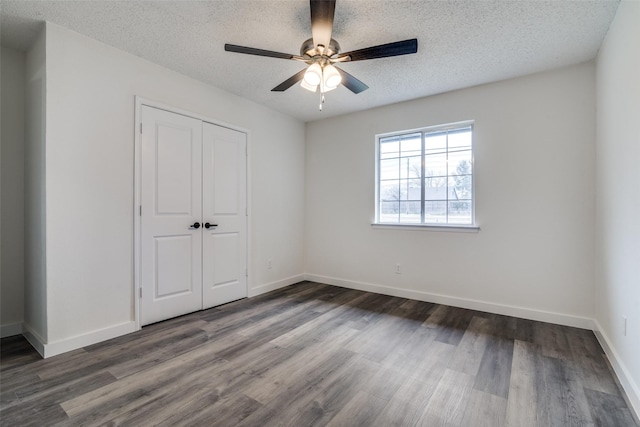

0,0,619,122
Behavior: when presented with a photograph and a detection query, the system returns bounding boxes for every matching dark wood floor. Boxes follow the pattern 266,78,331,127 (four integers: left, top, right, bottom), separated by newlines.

0,281,637,426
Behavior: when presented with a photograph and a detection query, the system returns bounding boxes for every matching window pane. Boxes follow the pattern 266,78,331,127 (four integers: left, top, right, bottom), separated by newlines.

380,180,400,201
400,156,422,179
425,185,450,201
399,201,421,223
380,201,400,223
398,179,410,200
448,201,472,224
380,138,400,159
425,132,447,155
425,177,447,192
424,201,447,223
448,150,472,175
380,158,399,180
424,153,447,177
406,179,421,200
401,134,421,157
449,174,472,200
448,129,472,150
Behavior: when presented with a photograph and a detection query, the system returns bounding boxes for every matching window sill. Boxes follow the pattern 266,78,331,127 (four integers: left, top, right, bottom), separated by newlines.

371,223,480,233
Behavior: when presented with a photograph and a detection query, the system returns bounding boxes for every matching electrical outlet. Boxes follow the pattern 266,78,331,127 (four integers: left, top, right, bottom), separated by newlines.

623,316,627,337
395,263,401,274
267,259,272,269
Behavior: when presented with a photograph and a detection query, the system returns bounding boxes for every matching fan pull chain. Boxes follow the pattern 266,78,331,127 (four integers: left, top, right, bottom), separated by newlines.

319,91,325,111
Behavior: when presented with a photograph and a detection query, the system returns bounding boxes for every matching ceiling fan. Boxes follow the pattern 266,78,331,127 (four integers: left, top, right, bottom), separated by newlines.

224,0,418,110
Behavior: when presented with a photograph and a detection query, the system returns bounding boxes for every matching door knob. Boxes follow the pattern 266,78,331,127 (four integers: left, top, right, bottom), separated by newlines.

190,222,201,229
204,222,218,229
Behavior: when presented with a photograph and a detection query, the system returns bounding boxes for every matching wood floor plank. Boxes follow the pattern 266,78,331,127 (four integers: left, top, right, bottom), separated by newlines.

539,355,595,427
567,328,621,396
59,341,227,419
171,393,262,427
448,315,491,376
374,397,423,427
234,349,359,427
433,306,476,346
533,321,573,360
380,340,457,425
1,371,116,416
269,292,372,349
0,281,635,427
280,355,382,426
417,368,476,426
505,340,544,427
245,326,359,405
473,331,514,398
325,390,387,427
460,389,508,427
584,388,638,427
343,299,434,363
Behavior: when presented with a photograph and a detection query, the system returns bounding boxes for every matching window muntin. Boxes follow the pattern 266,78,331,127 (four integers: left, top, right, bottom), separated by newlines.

376,123,474,226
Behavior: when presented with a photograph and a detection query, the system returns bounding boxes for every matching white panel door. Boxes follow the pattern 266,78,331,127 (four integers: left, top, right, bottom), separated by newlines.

141,106,203,326
202,122,247,308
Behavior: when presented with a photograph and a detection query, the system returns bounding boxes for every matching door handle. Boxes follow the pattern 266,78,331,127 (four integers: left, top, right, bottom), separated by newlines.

204,222,218,229
189,222,201,229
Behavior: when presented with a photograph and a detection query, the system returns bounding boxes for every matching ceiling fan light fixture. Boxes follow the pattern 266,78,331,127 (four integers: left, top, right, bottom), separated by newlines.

304,63,322,86
323,64,341,89
300,79,318,92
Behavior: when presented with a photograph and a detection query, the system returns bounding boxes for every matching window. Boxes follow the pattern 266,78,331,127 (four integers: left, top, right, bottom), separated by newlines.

375,122,474,227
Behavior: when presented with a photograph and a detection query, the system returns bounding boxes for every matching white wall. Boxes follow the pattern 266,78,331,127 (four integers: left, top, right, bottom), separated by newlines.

1,47,26,337
23,28,48,347
306,62,596,325
595,0,640,414
42,23,305,347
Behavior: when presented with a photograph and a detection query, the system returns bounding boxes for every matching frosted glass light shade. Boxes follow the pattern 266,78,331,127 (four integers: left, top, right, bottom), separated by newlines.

300,79,318,92
323,64,341,89
304,63,322,86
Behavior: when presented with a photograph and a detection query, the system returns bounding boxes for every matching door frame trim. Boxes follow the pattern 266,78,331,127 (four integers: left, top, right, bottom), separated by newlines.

133,96,250,330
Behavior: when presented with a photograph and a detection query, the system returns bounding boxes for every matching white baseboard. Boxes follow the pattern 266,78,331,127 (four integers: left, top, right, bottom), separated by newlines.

22,323,46,357
304,273,594,330
0,322,23,338
42,321,137,358
22,321,137,358
593,320,640,421
249,274,305,298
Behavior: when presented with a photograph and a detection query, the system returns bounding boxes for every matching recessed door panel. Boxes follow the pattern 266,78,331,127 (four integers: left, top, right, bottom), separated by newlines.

155,236,192,298
211,233,238,286
213,139,239,214
156,125,194,215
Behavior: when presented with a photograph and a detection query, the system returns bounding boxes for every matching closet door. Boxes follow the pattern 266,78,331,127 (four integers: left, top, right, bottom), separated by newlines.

202,122,247,308
140,106,203,326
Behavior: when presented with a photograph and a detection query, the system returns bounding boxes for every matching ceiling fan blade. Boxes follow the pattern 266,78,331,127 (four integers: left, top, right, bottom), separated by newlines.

336,67,368,94
336,39,418,62
310,0,336,51
271,69,307,92
225,44,295,60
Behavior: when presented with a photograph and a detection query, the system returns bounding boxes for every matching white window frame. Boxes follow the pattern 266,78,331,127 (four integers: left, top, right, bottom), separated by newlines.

373,120,479,231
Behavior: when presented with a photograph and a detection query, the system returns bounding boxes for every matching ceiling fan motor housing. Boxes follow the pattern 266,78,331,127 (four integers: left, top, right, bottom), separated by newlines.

301,38,341,58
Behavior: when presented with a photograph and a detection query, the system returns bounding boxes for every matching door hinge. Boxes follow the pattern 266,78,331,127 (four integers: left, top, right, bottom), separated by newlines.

245,268,248,277
140,123,142,134
139,288,142,299
139,205,142,216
